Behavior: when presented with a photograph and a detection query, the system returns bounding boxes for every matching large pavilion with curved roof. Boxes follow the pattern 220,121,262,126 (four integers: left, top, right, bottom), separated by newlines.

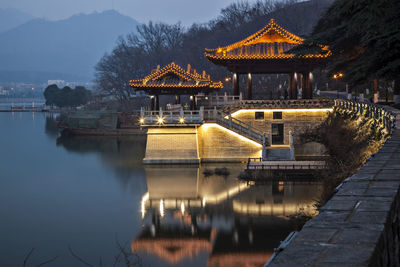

205,18,331,99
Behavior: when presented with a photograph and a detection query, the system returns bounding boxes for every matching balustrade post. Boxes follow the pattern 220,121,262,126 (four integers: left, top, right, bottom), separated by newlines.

268,132,271,147
289,131,295,160
200,106,204,121
159,107,163,118
213,106,217,120
224,92,228,105
262,133,267,160
140,107,144,118
239,92,243,101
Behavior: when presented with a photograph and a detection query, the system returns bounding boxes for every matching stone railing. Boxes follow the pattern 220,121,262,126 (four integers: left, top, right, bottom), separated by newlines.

222,98,334,114
267,102,400,267
204,108,267,145
140,107,204,125
334,99,396,134
196,92,242,108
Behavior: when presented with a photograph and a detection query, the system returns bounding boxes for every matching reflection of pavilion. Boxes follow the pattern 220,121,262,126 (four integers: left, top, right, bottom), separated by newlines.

132,226,213,264
132,165,322,266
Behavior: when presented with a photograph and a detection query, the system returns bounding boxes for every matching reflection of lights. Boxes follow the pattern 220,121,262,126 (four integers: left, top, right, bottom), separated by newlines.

139,118,145,124
230,108,333,117
141,192,149,219
225,77,231,82
160,199,164,217
232,200,318,216
202,197,206,207
180,202,185,215
157,117,164,124
278,181,284,192
204,182,250,204
202,123,263,148
179,117,185,124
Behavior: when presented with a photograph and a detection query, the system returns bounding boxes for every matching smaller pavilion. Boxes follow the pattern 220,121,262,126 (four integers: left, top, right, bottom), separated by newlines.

205,19,331,99
130,62,223,110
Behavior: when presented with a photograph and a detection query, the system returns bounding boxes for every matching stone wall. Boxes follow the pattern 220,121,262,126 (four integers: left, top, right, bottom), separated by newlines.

232,110,330,147
268,105,400,267
144,124,262,163
143,128,199,164
197,123,262,162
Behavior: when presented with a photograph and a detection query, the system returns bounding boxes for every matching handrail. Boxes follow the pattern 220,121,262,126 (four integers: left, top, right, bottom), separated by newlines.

334,99,396,134
203,108,266,144
140,106,268,145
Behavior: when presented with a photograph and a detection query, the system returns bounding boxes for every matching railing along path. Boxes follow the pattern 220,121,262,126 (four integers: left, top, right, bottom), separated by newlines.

334,99,396,134
140,107,267,145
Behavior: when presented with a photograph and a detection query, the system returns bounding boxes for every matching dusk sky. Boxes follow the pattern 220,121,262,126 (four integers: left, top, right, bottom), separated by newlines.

0,0,261,25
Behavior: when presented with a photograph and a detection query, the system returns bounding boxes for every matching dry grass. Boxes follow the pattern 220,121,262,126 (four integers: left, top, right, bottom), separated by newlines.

300,110,387,206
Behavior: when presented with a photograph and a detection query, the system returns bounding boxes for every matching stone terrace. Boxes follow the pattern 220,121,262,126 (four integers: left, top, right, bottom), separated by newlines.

268,107,400,267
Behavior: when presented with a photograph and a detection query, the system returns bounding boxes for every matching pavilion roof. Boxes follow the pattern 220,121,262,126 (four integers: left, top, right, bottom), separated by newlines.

129,62,223,91
204,18,331,61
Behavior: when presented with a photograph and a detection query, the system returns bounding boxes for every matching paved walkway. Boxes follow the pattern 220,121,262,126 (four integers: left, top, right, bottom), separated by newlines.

269,110,400,266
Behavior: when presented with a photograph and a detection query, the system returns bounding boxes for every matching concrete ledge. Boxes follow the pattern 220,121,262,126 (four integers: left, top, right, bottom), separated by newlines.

200,158,248,163
143,158,200,164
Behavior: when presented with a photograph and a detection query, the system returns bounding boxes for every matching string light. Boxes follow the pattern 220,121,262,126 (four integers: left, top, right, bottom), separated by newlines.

130,62,223,90
205,18,331,60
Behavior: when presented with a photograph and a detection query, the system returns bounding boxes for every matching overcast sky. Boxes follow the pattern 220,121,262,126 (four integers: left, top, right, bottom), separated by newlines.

1,0,261,25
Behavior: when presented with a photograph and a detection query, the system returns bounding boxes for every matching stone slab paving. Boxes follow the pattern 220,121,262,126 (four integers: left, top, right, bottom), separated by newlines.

268,108,400,267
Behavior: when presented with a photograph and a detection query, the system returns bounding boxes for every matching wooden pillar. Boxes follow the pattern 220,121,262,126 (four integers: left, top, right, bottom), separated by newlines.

307,72,313,99
301,72,313,99
373,79,379,103
292,73,298,99
233,73,239,95
155,95,160,110
150,96,155,110
247,73,252,100
289,73,298,99
190,95,196,110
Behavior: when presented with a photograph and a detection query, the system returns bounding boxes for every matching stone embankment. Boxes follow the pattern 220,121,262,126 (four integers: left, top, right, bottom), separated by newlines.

269,102,400,267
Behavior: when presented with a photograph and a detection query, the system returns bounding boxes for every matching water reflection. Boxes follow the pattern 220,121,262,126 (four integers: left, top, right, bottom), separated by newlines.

50,126,322,267
134,164,322,267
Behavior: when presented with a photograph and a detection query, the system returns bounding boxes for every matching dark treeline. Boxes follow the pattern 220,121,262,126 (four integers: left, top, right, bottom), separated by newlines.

296,0,400,101
95,0,334,101
44,84,92,107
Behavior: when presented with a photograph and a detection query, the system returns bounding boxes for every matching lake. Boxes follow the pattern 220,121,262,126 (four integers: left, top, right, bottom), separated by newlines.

0,111,323,267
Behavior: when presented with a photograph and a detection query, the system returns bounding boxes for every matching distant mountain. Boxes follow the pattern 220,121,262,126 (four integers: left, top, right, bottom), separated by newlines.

0,8,35,33
0,10,140,83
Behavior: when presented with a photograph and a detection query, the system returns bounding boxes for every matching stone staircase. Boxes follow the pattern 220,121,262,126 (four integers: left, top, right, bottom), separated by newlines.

204,109,266,145
264,147,294,161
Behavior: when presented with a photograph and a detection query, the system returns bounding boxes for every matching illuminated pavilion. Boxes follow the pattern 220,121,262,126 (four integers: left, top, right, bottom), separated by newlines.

205,18,331,99
130,62,223,110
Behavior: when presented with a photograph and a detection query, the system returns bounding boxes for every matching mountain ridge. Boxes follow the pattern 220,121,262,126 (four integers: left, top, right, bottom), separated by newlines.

0,10,140,83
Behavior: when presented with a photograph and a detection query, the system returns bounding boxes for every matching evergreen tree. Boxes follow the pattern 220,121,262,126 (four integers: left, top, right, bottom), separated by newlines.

297,0,400,100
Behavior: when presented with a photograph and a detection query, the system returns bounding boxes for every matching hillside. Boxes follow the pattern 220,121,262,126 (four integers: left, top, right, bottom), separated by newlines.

0,8,35,33
0,10,140,82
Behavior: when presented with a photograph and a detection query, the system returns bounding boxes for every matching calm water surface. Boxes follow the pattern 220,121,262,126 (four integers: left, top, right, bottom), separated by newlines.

0,112,322,267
